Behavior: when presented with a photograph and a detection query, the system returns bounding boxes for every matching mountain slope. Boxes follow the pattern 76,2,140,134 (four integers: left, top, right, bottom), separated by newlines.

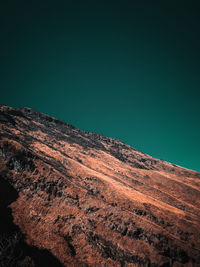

0,105,200,266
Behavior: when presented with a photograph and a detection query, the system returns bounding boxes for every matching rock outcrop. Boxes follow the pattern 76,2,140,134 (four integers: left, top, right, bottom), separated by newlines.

0,105,200,266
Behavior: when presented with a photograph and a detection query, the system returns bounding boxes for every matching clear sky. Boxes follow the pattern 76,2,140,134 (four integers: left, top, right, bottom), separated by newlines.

1,0,200,172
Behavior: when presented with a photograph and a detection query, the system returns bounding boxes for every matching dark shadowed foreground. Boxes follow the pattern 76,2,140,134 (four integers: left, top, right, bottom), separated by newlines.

0,105,200,266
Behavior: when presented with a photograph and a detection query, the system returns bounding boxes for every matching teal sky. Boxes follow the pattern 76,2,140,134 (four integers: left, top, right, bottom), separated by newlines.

1,1,200,172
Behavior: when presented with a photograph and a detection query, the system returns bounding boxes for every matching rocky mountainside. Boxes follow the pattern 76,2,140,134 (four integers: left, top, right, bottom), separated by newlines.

0,105,200,267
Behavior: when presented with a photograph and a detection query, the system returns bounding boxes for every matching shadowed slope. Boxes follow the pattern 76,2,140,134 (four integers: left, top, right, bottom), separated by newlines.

0,105,200,266
0,176,63,267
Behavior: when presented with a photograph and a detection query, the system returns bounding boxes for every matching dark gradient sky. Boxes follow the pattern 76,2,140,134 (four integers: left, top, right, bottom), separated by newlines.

1,1,200,172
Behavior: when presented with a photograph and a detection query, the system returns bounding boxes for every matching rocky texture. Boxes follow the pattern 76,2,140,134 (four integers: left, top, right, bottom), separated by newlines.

0,105,200,266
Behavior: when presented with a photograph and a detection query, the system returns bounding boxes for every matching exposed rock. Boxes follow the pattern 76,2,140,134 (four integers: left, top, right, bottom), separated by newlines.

0,105,200,266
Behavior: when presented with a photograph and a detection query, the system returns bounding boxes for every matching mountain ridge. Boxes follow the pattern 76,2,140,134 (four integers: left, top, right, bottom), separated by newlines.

0,105,197,173
0,105,200,266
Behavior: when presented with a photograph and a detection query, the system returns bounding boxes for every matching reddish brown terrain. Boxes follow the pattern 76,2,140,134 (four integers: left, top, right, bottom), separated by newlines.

0,105,200,267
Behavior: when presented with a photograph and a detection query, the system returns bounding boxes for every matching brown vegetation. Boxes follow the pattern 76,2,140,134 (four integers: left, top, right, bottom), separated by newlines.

0,105,200,266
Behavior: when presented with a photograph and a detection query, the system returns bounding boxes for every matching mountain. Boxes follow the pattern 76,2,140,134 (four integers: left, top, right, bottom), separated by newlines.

0,105,200,267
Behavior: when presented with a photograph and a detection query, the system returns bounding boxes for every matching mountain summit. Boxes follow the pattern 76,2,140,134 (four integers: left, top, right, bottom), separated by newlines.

0,105,200,266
